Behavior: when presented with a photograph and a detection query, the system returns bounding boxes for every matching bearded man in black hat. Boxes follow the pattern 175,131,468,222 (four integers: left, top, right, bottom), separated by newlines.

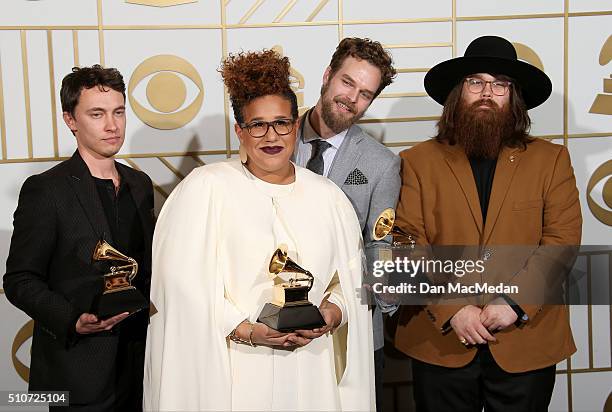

393,36,582,411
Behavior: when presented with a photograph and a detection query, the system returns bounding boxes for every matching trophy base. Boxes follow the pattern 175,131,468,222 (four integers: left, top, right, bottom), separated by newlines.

257,302,326,332
92,288,149,320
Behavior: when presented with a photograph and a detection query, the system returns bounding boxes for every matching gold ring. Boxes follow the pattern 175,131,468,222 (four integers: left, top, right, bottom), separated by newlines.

460,338,467,345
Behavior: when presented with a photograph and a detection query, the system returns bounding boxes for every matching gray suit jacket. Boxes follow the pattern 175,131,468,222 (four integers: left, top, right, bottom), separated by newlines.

296,113,401,350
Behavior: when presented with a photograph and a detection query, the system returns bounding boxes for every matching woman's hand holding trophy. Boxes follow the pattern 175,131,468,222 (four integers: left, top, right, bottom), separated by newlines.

230,244,342,348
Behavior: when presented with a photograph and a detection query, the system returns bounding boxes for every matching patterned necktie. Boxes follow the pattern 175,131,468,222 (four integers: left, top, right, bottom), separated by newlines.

306,140,332,175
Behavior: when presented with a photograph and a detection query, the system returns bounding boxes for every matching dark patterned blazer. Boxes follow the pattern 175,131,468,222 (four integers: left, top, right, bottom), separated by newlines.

3,151,154,404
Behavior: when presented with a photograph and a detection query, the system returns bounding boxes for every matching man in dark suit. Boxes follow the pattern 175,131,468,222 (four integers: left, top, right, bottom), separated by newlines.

293,37,401,412
3,65,154,411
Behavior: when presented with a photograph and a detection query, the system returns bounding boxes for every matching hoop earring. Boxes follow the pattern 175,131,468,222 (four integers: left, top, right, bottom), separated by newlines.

239,144,247,164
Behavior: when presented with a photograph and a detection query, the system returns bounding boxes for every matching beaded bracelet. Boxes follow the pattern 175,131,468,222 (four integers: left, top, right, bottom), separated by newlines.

229,322,256,347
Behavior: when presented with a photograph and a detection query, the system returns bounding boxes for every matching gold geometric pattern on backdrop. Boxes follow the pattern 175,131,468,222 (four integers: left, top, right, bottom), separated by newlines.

1,2,611,410
125,0,198,7
271,45,308,115
589,35,612,115
512,42,545,71
128,54,204,130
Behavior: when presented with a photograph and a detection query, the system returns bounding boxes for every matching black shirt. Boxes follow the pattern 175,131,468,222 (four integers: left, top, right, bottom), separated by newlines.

93,175,144,268
93,173,147,339
468,156,526,321
469,157,497,224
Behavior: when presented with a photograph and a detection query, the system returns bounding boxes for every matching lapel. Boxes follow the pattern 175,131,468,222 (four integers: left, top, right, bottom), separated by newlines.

119,162,153,250
482,146,521,244
443,144,483,235
327,125,364,187
66,150,114,245
295,109,311,163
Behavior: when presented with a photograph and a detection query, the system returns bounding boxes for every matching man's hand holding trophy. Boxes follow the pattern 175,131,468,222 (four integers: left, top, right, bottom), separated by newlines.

75,239,149,335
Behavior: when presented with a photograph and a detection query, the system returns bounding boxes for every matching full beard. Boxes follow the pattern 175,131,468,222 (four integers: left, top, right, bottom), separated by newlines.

320,84,363,134
454,99,514,159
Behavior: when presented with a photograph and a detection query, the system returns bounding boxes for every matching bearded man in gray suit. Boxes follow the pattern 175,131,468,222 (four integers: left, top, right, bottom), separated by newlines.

294,37,400,411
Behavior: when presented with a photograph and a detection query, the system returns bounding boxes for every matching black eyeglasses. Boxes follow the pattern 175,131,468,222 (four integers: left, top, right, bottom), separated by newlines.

239,119,296,138
464,77,511,96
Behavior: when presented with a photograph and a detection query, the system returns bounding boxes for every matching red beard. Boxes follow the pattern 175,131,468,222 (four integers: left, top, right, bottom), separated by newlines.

319,82,363,134
454,99,514,159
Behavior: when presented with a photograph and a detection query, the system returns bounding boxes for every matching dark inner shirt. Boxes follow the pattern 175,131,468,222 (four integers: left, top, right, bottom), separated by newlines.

93,173,146,339
468,157,526,321
469,157,497,224
93,175,144,265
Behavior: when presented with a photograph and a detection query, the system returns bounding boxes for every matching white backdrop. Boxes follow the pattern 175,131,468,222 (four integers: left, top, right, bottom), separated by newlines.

0,1,610,411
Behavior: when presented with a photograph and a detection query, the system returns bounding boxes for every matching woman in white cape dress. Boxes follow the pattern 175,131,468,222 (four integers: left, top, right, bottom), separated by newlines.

143,50,375,411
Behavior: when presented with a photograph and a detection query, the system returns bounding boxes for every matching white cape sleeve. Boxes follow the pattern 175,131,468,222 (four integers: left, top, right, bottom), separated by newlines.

331,191,376,411
143,168,236,412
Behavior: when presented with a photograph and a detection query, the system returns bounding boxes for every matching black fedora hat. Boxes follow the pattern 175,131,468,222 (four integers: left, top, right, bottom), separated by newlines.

424,35,552,109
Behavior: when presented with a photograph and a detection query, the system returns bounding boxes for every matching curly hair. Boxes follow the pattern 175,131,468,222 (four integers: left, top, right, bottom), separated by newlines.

220,50,298,124
60,65,125,115
327,37,396,97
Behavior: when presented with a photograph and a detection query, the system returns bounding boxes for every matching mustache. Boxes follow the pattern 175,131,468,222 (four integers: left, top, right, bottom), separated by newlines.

333,97,357,114
469,99,499,110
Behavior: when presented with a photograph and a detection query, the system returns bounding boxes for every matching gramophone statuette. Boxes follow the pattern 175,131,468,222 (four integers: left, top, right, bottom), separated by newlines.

91,239,148,319
257,245,326,332
373,208,416,247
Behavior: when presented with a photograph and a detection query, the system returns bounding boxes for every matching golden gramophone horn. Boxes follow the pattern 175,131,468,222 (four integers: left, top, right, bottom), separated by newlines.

92,239,138,281
269,244,314,291
91,239,148,318
372,208,415,244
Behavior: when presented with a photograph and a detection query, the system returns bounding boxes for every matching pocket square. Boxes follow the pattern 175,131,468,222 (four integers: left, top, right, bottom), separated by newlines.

344,168,368,185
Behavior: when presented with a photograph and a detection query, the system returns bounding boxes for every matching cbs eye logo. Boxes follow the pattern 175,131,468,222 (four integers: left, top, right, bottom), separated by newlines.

11,320,34,383
587,159,612,226
128,55,204,130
